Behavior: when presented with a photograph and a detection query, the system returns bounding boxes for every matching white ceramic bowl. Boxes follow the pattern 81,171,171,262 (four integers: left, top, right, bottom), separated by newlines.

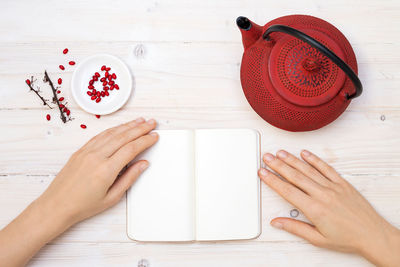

71,54,132,115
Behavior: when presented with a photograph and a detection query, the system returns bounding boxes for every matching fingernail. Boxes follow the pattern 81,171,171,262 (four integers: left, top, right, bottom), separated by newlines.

147,119,156,125
277,150,288,158
263,153,275,162
136,117,145,123
140,162,149,171
259,168,269,176
271,221,283,229
150,132,158,137
302,150,311,157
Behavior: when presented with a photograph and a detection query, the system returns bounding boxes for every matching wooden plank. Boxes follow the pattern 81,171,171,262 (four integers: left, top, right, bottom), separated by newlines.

0,42,399,109
1,173,399,244
0,108,399,175
28,242,373,267
1,0,399,43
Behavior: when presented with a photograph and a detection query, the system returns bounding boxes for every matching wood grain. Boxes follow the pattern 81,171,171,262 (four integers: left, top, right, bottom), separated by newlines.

0,0,399,266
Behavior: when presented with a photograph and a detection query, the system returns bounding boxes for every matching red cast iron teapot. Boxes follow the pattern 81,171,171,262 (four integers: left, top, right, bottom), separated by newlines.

236,15,362,131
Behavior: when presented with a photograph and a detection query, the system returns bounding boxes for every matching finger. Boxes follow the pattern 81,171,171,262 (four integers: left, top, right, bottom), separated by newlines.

259,168,312,211
106,160,149,205
270,217,327,248
263,153,323,196
300,150,343,183
276,150,331,187
102,119,157,157
83,117,146,151
109,132,159,172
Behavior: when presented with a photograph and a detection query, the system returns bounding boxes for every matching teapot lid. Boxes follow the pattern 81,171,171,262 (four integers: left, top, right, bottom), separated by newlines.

268,29,346,107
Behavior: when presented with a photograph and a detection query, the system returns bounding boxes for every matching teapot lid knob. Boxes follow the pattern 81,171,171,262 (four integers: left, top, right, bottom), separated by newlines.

236,16,251,30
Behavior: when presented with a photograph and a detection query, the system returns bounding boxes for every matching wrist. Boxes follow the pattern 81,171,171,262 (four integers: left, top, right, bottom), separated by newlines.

0,196,74,266
358,222,400,267
33,195,75,236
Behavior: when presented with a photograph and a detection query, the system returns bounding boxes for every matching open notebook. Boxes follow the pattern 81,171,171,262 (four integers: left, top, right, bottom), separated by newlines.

127,129,261,241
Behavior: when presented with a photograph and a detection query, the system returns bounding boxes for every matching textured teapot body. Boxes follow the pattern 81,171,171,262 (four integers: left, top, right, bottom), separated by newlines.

237,15,360,132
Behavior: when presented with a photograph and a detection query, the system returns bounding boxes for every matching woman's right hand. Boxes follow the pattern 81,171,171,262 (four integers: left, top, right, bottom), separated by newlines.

258,150,400,267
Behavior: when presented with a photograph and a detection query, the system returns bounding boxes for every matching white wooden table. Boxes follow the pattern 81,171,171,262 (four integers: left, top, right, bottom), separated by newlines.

1,0,399,266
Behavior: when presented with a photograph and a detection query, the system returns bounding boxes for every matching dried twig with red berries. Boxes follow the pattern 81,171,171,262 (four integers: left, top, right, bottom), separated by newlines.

25,77,52,109
44,70,71,123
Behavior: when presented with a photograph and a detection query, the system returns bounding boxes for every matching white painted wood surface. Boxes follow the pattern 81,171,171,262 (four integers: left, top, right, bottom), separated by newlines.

0,0,399,266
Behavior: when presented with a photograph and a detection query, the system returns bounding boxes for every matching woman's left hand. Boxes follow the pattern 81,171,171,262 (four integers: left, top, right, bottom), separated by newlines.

0,117,158,267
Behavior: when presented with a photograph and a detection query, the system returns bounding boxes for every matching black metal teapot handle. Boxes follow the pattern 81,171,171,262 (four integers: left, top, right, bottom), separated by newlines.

263,25,362,100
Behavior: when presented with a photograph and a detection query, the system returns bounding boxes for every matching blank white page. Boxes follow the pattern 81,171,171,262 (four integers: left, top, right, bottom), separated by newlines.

194,129,260,241
127,130,195,241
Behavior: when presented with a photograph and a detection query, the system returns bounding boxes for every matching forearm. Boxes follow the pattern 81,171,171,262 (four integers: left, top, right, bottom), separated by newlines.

359,223,400,267
0,197,71,267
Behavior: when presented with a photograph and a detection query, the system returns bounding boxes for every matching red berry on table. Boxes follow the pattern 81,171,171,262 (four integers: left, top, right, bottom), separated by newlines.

112,73,117,79
58,78,62,85
110,85,114,90
109,80,114,86
69,61,75,65
95,72,100,77
66,110,71,116
57,90,61,94
26,79,31,85
96,97,101,103
91,95,97,100
88,85,94,89
89,80,94,85
105,90,109,96
102,81,107,86
101,91,105,97
59,65,65,70
95,115,101,119
100,77,105,82
101,65,106,71
106,67,111,71
59,97,64,101
96,91,101,97
114,84,119,90
59,104,65,108
87,91,92,96
104,86,109,90
80,124,87,129
46,114,51,121
63,48,68,54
